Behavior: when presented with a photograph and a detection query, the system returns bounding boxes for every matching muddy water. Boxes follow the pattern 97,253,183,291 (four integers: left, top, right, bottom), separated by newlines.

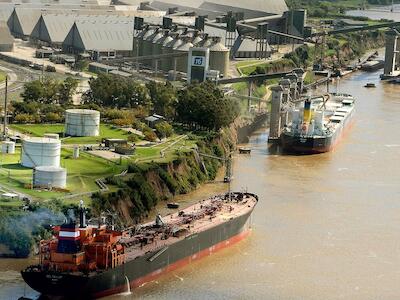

3,70,400,299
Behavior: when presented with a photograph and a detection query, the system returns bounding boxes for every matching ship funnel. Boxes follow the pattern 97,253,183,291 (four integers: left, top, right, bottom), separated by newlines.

303,98,312,124
79,200,86,228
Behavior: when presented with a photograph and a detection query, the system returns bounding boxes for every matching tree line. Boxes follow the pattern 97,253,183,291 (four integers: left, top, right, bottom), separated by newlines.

17,74,239,131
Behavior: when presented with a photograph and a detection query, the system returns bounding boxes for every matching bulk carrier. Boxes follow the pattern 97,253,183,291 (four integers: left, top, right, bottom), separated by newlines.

281,93,355,153
22,192,258,299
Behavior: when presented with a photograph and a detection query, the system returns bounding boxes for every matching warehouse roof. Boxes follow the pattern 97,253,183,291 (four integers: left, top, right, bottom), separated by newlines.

116,0,288,17
31,14,137,44
0,21,14,46
64,20,133,51
7,8,42,36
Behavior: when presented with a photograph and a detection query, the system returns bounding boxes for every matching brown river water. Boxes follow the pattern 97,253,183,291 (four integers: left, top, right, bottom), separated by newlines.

2,69,400,299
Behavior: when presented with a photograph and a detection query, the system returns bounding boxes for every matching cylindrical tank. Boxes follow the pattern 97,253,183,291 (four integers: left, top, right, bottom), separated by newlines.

21,137,61,168
140,26,155,64
44,133,59,140
150,28,165,70
209,37,230,78
175,37,193,73
2,141,15,154
143,27,161,66
154,30,171,70
65,109,100,137
136,25,150,57
33,166,67,189
162,33,182,72
73,145,80,159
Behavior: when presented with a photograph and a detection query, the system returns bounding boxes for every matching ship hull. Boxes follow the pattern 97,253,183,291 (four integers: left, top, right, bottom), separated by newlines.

281,110,354,154
22,209,254,299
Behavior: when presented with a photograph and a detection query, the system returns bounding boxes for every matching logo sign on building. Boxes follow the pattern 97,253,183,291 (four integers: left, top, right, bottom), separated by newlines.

187,48,210,84
192,56,205,67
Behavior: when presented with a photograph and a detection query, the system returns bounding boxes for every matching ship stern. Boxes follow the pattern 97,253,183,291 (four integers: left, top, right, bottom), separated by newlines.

21,267,90,298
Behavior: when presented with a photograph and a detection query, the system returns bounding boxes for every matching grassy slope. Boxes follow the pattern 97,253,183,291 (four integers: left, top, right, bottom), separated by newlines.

0,147,121,206
9,124,131,144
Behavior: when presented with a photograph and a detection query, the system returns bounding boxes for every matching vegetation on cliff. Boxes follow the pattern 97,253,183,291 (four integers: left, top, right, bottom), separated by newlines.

91,129,236,226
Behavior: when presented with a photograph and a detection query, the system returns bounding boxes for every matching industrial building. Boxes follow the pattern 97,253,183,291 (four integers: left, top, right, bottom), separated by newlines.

118,0,288,19
382,29,400,79
0,21,14,51
63,20,134,58
0,0,308,80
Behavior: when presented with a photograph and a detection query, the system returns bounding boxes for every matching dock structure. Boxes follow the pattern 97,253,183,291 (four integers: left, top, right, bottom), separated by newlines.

268,69,305,142
382,29,400,79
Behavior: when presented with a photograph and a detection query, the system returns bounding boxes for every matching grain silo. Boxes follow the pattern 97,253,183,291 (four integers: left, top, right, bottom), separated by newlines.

151,28,165,70
65,109,100,137
156,31,173,71
161,33,182,72
33,166,67,189
140,26,155,59
135,25,149,57
175,37,193,73
143,27,161,67
209,37,230,77
21,137,61,168
2,141,15,154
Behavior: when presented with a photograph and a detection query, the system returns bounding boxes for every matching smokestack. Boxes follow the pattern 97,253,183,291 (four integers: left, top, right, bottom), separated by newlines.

79,200,86,228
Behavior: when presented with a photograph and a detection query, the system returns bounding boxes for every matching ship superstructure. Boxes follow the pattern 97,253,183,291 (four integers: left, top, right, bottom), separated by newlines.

22,192,258,299
281,93,355,153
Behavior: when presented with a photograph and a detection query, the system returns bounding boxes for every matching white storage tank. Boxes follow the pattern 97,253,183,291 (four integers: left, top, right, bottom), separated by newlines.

21,137,61,168
33,166,67,189
65,109,100,137
2,141,15,154
44,133,59,140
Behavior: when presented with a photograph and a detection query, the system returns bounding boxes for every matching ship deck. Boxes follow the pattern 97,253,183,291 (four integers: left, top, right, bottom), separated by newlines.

122,193,257,261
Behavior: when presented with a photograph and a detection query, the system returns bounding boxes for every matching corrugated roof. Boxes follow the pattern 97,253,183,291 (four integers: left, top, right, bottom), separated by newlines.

31,13,136,43
66,20,134,51
10,8,42,36
0,21,14,45
122,0,287,16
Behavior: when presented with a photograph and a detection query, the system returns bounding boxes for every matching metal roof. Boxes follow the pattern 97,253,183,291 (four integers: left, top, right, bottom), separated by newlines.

8,8,42,36
31,13,136,44
116,0,287,18
0,21,14,46
66,20,134,51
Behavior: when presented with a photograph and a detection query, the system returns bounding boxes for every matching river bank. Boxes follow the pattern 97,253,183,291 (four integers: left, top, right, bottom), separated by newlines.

6,68,400,299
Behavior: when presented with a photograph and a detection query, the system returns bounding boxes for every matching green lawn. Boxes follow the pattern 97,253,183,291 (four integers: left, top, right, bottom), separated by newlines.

9,124,132,144
0,147,123,204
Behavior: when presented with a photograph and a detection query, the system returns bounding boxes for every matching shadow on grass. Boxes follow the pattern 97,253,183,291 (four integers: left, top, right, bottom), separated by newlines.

1,163,30,170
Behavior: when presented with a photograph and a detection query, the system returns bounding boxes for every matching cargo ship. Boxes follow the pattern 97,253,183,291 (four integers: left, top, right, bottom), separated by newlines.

21,193,258,299
281,93,355,153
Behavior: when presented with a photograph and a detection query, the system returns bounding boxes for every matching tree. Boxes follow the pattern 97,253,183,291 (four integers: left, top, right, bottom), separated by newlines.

21,77,77,105
14,113,33,124
83,74,151,109
176,81,239,131
58,77,78,106
146,81,177,119
155,121,174,140
143,129,157,142
44,112,62,123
